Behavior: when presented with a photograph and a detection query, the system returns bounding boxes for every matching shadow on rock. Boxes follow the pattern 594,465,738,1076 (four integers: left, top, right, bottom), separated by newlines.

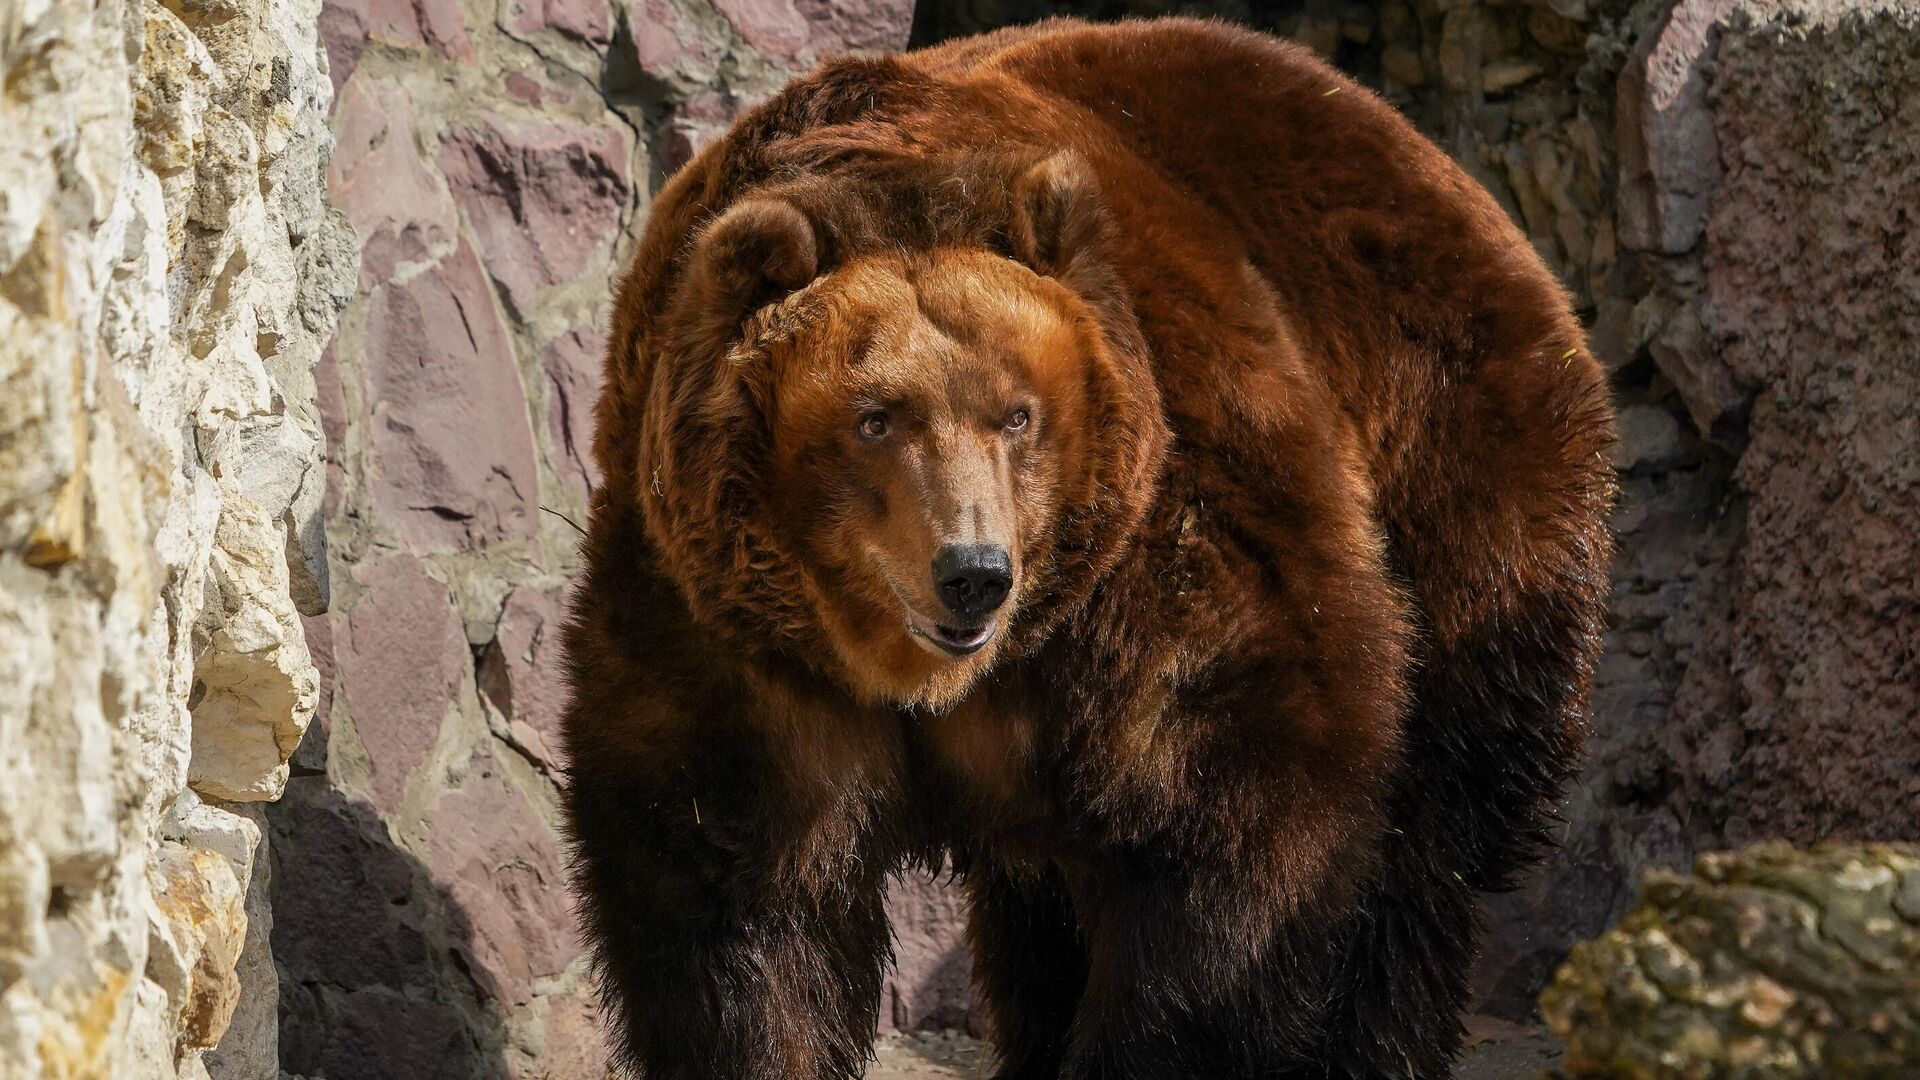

269,774,515,1080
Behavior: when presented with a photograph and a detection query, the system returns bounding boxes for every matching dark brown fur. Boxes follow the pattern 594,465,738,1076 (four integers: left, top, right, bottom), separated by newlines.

561,17,1614,1079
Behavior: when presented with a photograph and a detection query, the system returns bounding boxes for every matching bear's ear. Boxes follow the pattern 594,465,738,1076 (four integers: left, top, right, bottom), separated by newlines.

1009,151,1109,280
687,198,820,318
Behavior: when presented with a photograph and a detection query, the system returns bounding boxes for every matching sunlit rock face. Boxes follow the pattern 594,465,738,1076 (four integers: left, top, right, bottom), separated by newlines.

0,0,354,1071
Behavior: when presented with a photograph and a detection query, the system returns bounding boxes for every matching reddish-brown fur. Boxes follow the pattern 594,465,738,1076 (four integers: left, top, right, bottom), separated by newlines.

562,17,1614,1079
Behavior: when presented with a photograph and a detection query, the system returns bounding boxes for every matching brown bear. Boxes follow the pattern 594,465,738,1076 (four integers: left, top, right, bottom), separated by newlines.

560,17,1614,1080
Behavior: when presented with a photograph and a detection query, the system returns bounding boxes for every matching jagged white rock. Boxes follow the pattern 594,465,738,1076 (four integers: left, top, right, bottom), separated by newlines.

0,0,354,1073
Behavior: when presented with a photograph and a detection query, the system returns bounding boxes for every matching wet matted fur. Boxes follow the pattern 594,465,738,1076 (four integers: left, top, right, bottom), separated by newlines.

561,17,1615,1080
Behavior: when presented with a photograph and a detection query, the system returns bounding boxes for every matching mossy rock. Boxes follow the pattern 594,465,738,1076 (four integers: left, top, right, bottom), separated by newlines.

1541,842,1920,1078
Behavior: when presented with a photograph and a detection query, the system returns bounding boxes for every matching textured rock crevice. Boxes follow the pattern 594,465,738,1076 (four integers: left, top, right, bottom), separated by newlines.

0,0,354,1071
1654,0,1920,851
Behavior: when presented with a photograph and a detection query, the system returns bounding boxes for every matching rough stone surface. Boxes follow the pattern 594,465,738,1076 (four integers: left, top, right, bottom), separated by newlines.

188,491,321,804
1658,0,1920,850
477,585,572,772
421,753,576,1008
884,873,978,1035
503,0,614,47
0,0,353,1074
1615,0,1734,255
336,554,470,811
438,115,633,315
362,237,542,551
327,73,461,292
1542,843,1920,1077
540,327,607,502
318,0,475,90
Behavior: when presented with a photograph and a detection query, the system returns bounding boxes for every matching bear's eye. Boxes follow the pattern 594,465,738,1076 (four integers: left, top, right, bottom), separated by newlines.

857,411,891,440
1005,408,1031,433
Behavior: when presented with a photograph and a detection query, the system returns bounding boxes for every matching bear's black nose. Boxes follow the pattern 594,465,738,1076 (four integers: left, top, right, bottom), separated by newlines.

933,543,1012,620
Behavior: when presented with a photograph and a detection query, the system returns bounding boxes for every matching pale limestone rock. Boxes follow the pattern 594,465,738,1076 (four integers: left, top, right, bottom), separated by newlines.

203,806,279,1080
0,0,353,1072
149,846,246,1051
189,487,319,803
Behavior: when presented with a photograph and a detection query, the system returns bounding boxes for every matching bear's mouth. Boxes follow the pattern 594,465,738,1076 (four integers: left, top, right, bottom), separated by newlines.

903,605,997,658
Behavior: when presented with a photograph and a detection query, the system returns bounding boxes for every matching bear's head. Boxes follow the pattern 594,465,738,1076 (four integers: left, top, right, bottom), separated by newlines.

633,153,1169,708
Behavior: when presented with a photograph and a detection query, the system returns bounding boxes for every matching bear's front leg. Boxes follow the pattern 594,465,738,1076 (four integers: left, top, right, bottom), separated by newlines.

1059,845,1355,1080
963,863,1090,1080
566,734,895,1080
1051,573,1412,1079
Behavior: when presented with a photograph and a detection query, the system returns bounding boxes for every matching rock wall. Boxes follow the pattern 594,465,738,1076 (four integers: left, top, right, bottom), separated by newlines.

0,0,354,1073
1645,0,1919,851
1485,0,1919,1021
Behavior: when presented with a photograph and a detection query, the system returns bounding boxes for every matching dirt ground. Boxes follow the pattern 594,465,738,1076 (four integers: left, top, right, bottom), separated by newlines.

868,1017,1564,1079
